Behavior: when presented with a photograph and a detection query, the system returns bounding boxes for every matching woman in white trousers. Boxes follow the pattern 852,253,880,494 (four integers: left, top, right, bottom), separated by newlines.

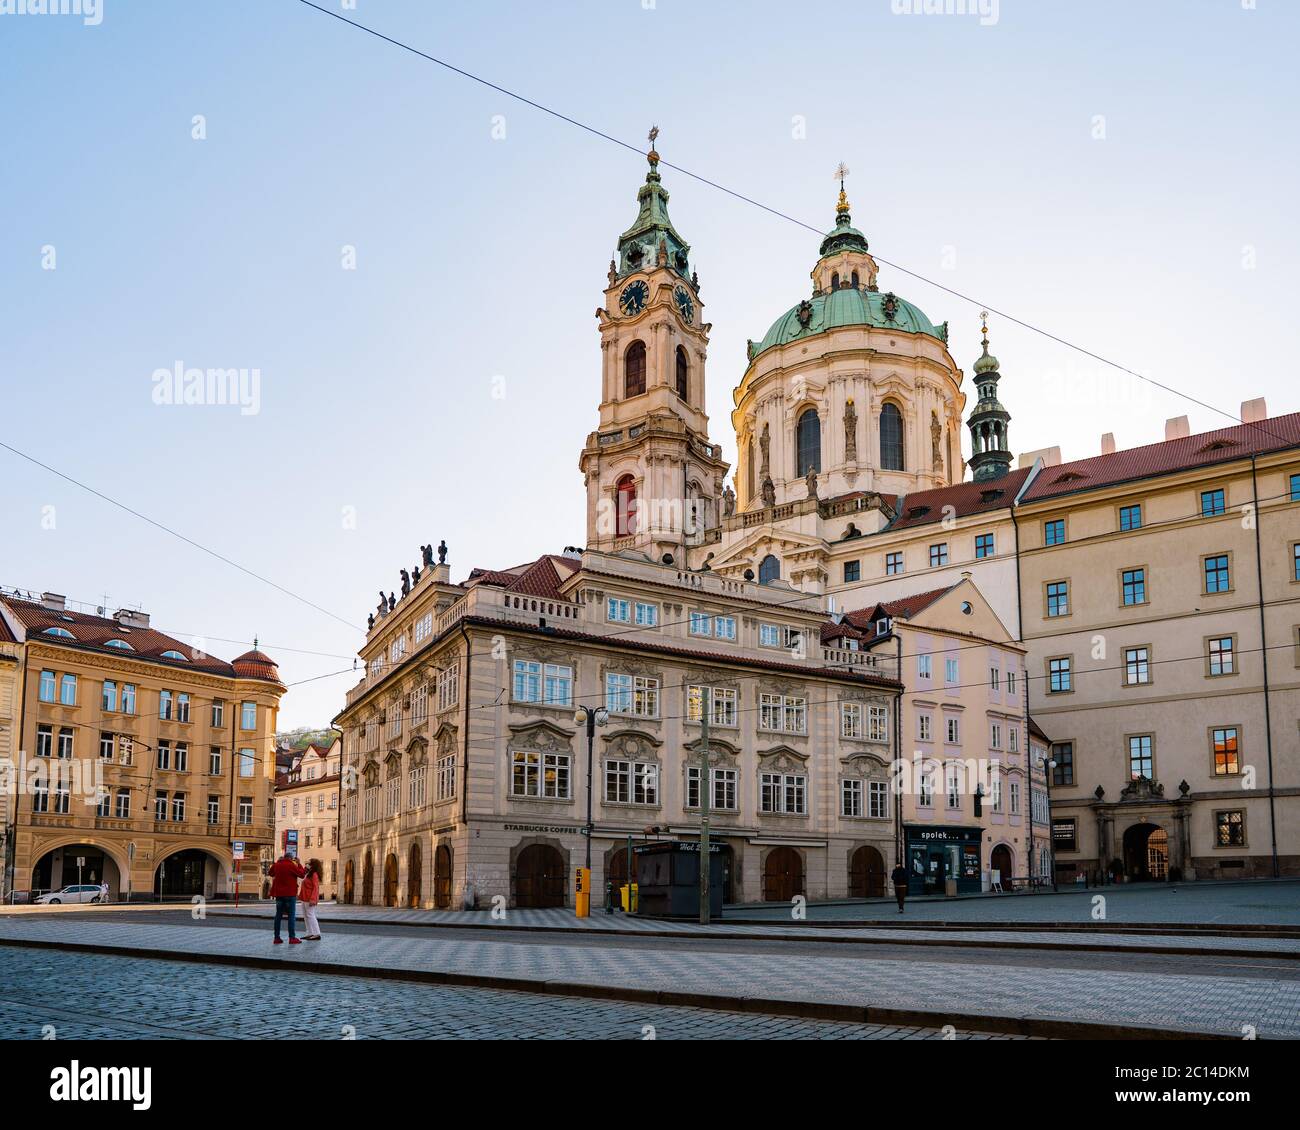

300,858,324,940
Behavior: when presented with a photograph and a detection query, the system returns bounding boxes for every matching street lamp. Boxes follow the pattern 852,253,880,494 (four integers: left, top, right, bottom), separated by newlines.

574,705,609,872
1044,757,1059,892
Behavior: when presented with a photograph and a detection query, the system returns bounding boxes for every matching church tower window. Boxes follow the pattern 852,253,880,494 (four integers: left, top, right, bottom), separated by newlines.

796,409,821,477
880,402,904,471
675,346,689,401
758,554,781,584
616,475,638,537
625,341,647,399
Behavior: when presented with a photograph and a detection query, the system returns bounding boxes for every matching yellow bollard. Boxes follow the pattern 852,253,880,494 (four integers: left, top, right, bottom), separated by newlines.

575,866,591,918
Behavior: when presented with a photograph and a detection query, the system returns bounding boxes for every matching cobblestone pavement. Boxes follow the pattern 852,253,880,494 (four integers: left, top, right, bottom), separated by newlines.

191,903,1300,955
0,948,1010,1040
1,915,1295,1036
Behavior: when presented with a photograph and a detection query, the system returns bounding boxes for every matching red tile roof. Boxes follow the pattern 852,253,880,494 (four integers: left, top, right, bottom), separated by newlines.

465,554,581,601
1,598,278,681
886,468,1032,530
1021,412,1300,503
0,613,16,645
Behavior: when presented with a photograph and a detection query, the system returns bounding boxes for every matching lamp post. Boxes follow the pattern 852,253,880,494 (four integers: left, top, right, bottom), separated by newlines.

574,705,608,872
1045,757,1058,892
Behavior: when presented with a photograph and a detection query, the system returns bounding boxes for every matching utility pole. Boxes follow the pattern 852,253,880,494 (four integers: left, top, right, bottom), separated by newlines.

699,687,710,925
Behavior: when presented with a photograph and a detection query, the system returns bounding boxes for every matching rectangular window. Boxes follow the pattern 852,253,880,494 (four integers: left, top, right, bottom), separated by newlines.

975,532,995,559
918,714,932,742
39,670,55,703
56,728,72,759
1124,646,1151,686
1212,727,1240,775
713,616,736,641
841,779,862,817
1121,568,1146,606
945,658,959,683
438,664,459,711
122,684,136,714
919,771,933,807
240,701,257,730
99,732,114,759
1049,656,1072,693
1010,781,1021,816
760,773,806,815
1007,670,1016,696
634,602,658,627
237,796,253,825
689,612,712,636
1052,742,1074,786
159,689,173,721
1046,580,1069,617
1201,488,1226,517
512,660,572,706
841,702,863,739
36,725,52,758
1293,543,1300,582
947,766,961,808
869,780,888,819
686,685,737,727
918,654,932,679
1128,735,1154,779
1119,504,1143,531
155,791,168,821
607,598,631,623
604,760,658,805
1204,554,1231,593
759,692,806,734
508,750,570,799
991,775,1003,813
606,673,659,717
414,613,433,645
176,693,191,723
686,767,738,811
991,723,1002,750
1208,636,1235,676
1216,810,1245,847
116,790,131,820
1044,518,1065,546
408,764,428,808
172,794,186,822
989,667,1000,691
436,754,457,801
1009,727,1019,753
868,705,888,741
885,551,903,576
929,543,948,568
211,700,225,727
946,717,960,744
157,741,171,771
101,680,117,712
59,674,77,707
410,682,429,726
1291,473,1300,503
209,748,222,775
174,743,189,772
239,750,255,778
843,560,861,582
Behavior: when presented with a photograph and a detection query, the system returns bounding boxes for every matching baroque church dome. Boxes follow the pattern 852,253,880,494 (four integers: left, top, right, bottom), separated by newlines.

754,287,944,359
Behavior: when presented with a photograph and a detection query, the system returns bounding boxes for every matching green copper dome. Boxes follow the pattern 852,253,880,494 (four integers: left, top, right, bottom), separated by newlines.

753,288,944,360
973,343,1000,374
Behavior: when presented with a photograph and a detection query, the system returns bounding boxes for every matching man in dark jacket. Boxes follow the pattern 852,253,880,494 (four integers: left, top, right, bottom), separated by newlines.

267,852,307,944
890,863,909,914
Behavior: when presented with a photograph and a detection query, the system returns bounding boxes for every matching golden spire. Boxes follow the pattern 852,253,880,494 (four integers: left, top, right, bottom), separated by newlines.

980,309,990,348
834,162,851,218
647,123,660,167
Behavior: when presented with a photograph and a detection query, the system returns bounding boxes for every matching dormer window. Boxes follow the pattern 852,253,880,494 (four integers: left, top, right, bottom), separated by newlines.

875,617,892,637
161,650,189,661
43,627,76,639
105,639,134,651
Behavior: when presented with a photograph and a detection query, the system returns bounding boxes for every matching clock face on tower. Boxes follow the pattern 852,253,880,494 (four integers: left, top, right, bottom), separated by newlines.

673,285,694,324
619,280,649,317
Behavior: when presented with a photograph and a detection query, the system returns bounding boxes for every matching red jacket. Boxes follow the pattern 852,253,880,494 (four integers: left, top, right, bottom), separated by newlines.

267,856,306,898
299,872,320,905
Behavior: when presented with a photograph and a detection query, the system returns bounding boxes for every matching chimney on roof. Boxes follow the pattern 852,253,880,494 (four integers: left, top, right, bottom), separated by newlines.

40,592,65,612
960,571,973,581
1101,433,1116,455
1165,416,1190,441
1017,446,1061,470
1241,397,1267,424
115,608,151,629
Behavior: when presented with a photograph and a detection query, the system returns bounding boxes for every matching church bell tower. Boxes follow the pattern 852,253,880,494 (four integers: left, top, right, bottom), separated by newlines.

579,128,729,564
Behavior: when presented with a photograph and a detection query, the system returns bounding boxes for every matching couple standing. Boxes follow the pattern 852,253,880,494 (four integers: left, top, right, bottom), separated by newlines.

266,853,325,943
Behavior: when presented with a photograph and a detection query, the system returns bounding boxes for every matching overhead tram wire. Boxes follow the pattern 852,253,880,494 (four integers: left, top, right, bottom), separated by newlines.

293,0,1297,451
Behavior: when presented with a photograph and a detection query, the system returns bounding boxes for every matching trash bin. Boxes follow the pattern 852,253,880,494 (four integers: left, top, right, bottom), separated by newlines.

944,878,958,897
619,883,638,912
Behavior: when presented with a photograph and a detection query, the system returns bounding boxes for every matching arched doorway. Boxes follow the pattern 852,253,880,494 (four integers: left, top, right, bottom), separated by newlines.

607,846,631,908
849,846,885,898
515,843,565,908
1122,823,1169,882
383,853,399,907
763,847,804,902
343,859,355,904
717,844,736,903
154,849,216,899
434,844,452,908
30,844,122,899
361,851,374,905
407,842,422,908
990,844,1014,889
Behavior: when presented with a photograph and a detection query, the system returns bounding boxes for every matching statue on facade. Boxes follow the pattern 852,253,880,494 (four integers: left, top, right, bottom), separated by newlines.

377,591,388,616
421,543,434,568
844,398,858,462
761,474,776,509
388,592,396,612
722,484,736,517
400,569,411,597
437,539,448,565
367,613,375,631
607,258,617,285
805,466,818,500
412,564,421,585
759,422,770,475
931,411,943,471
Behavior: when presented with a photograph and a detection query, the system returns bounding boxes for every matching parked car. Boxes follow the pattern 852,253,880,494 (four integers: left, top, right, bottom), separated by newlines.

35,884,104,905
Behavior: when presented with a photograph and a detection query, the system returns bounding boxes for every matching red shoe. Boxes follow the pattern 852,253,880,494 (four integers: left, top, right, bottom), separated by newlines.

289,937,302,945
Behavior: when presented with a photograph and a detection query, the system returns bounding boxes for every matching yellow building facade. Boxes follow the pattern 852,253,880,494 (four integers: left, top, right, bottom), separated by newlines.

0,592,283,901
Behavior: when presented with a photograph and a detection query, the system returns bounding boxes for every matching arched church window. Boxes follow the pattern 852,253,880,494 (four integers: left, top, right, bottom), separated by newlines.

616,475,638,537
830,272,840,291
796,409,821,477
746,435,755,502
758,554,780,584
675,346,689,401
880,402,904,471
851,271,860,288
624,341,646,399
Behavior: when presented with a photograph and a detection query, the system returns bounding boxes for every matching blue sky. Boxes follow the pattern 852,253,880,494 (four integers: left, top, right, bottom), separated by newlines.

2,0,1296,727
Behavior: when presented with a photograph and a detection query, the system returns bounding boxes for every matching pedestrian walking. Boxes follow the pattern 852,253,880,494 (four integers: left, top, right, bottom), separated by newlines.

300,857,324,941
267,851,306,945
891,862,909,914
99,881,109,904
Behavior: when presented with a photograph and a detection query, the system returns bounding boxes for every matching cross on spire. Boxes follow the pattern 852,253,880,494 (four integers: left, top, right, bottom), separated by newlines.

834,162,851,217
